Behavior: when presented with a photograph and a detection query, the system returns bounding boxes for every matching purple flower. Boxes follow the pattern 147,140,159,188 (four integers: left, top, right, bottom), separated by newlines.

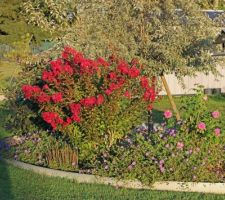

159,165,165,173
159,160,164,165
169,129,176,135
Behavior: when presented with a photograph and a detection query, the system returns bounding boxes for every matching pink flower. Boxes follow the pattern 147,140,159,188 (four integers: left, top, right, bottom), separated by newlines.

164,110,172,119
214,128,221,137
177,142,184,150
198,122,206,130
212,111,220,119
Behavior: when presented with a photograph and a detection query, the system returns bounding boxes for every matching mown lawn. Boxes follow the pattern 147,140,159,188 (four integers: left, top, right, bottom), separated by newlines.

0,161,225,200
153,95,225,122
0,60,21,93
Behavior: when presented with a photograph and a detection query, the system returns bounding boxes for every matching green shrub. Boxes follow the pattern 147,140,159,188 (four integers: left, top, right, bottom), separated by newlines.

10,46,157,165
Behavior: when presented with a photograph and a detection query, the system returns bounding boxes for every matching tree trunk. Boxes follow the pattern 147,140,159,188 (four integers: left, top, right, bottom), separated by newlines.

213,0,219,9
160,75,181,121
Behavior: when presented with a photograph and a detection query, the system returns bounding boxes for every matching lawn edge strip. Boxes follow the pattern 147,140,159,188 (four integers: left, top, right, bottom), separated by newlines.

2,158,225,194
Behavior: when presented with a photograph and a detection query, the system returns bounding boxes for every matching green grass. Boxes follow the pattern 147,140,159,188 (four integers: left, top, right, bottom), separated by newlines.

0,101,12,139
0,161,225,200
152,95,225,122
0,60,21,93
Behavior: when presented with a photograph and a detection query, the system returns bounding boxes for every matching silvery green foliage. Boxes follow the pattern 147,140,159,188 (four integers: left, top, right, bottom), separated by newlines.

22,0,222,77
22,0,77,33
73,0,221,77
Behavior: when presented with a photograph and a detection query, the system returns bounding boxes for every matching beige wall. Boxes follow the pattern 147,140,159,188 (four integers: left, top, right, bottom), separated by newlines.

159,66,225,95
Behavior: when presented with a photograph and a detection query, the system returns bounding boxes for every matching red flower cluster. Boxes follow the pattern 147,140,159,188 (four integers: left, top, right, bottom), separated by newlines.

42,112,64,130
22,85,41,100
105,77,125,96
96,94,104,105
128,66,140,78
37,92,51,103
51,93,63,103
69,103,81,123
140,76,157,110
62,46,109,75
22,46,158,131
22,84,64,104
117,61,140,78
124,91,131,99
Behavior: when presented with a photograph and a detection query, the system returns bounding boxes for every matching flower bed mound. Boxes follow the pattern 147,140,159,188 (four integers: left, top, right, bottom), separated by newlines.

2,47,224,185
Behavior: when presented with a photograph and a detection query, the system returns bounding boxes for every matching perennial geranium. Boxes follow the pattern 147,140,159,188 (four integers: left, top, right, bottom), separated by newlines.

164,110,172,119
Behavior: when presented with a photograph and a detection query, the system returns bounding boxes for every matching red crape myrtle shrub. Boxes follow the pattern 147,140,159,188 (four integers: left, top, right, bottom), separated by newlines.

22,46,157,162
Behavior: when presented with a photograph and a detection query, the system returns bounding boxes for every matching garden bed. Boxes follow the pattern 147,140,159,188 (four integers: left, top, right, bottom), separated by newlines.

2,158,225,194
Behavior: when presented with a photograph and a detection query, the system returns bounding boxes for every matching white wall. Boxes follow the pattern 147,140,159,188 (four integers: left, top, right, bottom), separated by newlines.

159,66,225,95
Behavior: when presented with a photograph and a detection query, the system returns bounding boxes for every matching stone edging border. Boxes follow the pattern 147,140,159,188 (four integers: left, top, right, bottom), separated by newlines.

2,159,225,194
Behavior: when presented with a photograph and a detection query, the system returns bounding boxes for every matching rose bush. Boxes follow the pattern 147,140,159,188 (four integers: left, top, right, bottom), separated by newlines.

20,46,157,163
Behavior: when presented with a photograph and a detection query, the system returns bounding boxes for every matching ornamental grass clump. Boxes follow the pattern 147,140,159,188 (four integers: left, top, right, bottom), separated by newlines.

20,46,157,163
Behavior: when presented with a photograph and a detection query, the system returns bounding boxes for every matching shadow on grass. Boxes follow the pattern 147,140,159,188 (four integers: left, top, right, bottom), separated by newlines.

0,161,14,200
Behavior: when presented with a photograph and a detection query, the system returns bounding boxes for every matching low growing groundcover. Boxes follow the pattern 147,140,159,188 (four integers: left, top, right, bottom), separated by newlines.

0,160,225,200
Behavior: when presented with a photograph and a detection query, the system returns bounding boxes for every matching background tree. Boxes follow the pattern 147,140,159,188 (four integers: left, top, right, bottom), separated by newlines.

196,0,225,10
22,0,222,78
0,0,51,61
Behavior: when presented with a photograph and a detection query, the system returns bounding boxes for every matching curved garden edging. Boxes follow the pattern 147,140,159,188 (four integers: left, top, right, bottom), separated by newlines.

2,159,225,194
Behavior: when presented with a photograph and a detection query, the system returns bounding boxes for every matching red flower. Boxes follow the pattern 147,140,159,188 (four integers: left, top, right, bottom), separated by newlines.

140,76,149,89
96,94,104,105
71,114,81,123
62,46,78,59
37,92,51,103
109,83,120,91
105,89,113,96
63,117,72,127
42,71,55,83
79,59,99,74
143,87,156,102
73,52,84,64
80,96,96,107
124,91,131,99
22,85,41,99
50,59,63,76
97,57,110,67
128,66,140,78
108,72,117,80
42,112,64,130
117,77,125,87
51,92,63,103
117,61,129,75
63,64,73,75
147,104,153,111
43,84,49,90
69,103,81,115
